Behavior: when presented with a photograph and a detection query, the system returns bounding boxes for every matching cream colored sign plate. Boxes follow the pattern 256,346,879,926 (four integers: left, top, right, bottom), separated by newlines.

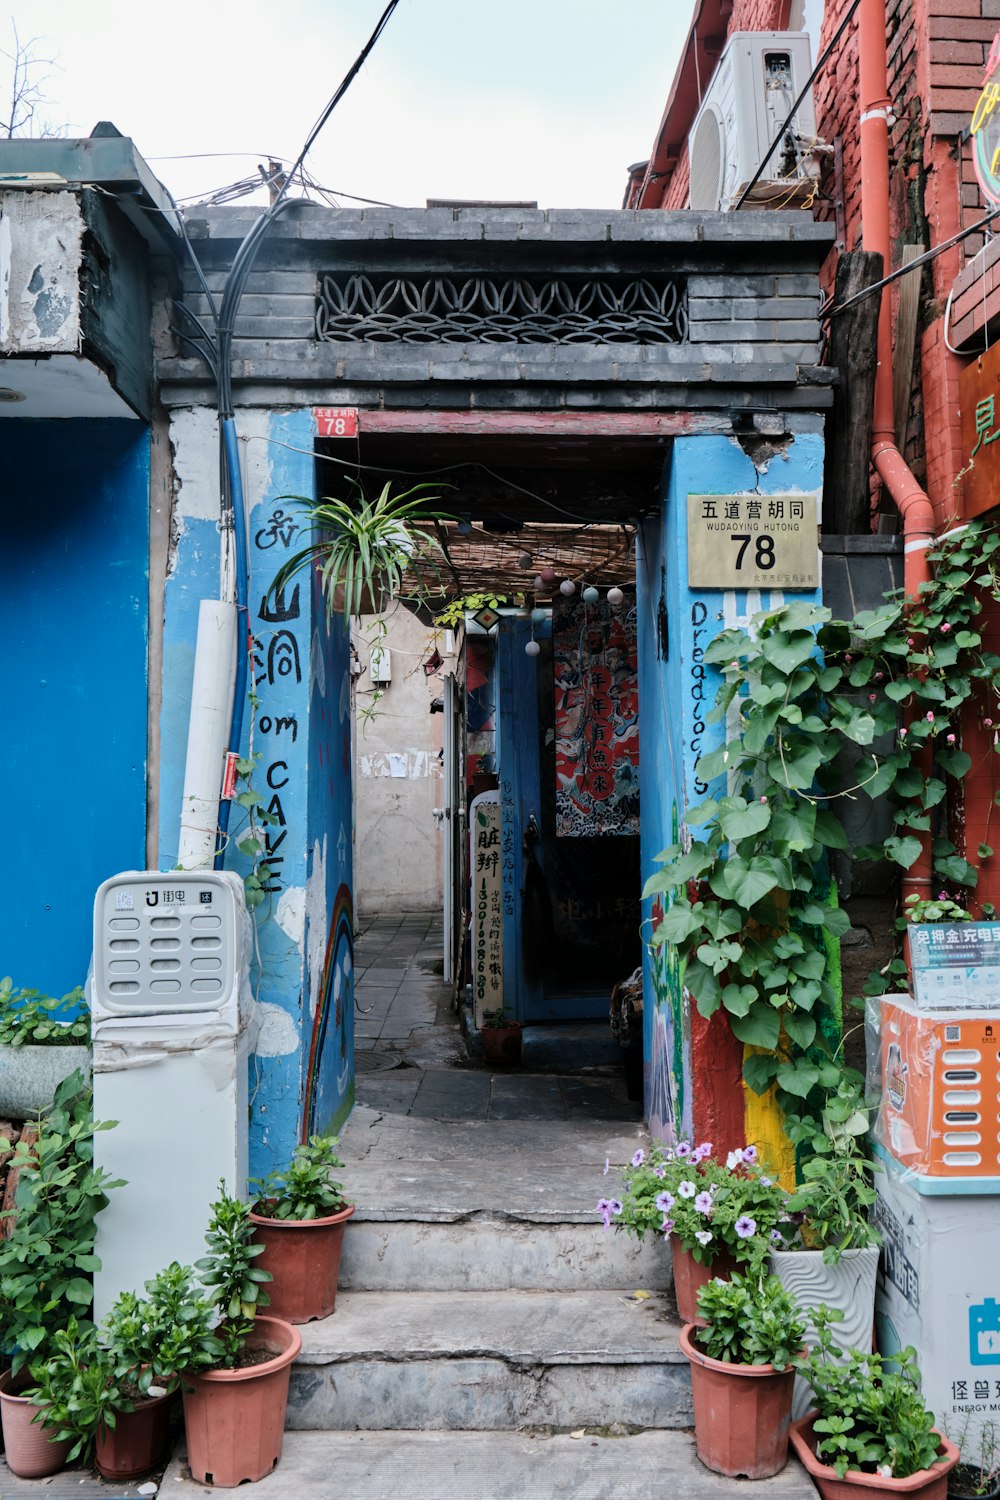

687,493,819,590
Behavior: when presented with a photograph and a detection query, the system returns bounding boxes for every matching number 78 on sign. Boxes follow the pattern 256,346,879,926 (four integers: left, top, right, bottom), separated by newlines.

686,492,819,591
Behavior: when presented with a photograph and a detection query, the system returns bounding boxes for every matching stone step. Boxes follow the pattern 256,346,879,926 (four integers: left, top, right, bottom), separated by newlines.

287,1289,691,1432
163,1429,820,1498
339,1105,664,1292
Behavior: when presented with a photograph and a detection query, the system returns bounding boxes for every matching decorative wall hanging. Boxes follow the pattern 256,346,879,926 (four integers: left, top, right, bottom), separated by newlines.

553,595,639,836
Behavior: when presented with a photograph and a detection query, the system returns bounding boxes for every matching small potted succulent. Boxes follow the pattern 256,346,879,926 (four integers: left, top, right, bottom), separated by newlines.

680,1258,808,1479
480,1005,522,1066
790,1307,959,1497
0,979,91,1118
250,1135,355,1323
601,1138,791,1322
771,1080,881,1418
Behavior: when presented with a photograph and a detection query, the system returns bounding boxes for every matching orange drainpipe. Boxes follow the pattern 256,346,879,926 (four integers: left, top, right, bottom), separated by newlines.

858,0,935,904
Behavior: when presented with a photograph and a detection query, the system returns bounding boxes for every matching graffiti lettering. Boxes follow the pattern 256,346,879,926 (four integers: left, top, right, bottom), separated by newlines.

689,601,709,795
259,714,299,743
267,630,302,686
258,582,301,623
266,761,289,791
254,508,300,550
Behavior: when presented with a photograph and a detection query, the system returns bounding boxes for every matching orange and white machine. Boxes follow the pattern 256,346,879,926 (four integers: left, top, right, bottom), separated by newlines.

876,995,1000,1181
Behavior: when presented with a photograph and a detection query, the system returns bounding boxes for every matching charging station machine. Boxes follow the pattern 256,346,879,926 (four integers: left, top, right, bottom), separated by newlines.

90,870,254,1321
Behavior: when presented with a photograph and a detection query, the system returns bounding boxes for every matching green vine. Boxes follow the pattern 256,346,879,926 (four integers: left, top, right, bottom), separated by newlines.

645,520,1000,1117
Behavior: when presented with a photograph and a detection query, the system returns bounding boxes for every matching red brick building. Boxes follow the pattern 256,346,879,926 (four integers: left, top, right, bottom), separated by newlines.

629,0,1000,910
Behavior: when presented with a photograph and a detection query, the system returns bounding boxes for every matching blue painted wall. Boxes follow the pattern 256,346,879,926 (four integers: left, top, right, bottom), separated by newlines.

637,432,825,1140
2,419,148,995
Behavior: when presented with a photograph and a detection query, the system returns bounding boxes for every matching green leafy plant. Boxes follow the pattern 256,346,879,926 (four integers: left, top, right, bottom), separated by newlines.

947,1419,1000,1497
902,892,973,924
693,1264,807,1369
102,1260,223,1393
434,592,513,629
601,1139,790,1265
795,1306,942,1479
481,1006,518,1030
194,1182,271,1368
23,1317,125,1464
0,1071,122,1373
779,1078,879,1261
268,480,449,622
250,1135,347,1221
0,979,89,1046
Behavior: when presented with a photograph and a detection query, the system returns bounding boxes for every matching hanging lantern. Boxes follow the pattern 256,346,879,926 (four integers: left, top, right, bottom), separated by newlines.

517,553,534,571
533,575,546,592
582,585,599,604
607,586,624,606
525,639,541,658
540,566,556,585
559,579,576,596
456,518,473,536
530,607,547,623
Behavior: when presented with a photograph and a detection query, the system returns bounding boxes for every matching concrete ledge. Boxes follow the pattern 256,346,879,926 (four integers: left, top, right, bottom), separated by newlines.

161,1429,822,1498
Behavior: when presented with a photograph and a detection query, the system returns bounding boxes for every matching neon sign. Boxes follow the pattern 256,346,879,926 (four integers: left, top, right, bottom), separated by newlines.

972,32,1000,204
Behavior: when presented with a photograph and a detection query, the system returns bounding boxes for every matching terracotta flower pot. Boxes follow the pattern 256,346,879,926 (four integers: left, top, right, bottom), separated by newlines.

789,1414,960,1499
95,1390,175,1481
181,1315,302,1488
0,1369,73,1479
679,1321,798,1479
250,1203,355,1322
482,1022,522,1066
671,1241,737,1325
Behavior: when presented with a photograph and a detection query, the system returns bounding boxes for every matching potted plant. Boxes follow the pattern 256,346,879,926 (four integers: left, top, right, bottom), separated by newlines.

0,1071,120,1477
680,1259,808,1479
771,1079,881,1419
947,1421,1000,1499
249,1135,355,1323
790,1307,960,1497
181,1182,301,1488
602,1138,791,1322
481,1006,522,1066
0,979,91,1119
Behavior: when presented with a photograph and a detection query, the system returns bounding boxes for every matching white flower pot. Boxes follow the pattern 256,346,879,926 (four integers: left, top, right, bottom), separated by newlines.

770,1244,879,1420
0,1043,91,1119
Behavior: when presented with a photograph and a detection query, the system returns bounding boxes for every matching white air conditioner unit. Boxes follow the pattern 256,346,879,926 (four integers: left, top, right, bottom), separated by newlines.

688,32,820,212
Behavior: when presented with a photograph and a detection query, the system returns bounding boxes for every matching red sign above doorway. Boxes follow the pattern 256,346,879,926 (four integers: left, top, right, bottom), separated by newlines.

313,407,359,439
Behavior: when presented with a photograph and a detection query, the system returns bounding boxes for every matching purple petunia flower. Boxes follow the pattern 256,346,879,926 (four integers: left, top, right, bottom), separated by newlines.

695,1191,713,1215
655,1191,675,1213
674,1141,692,1158
759,1175,773,1188
770,1228,783,1243
735,1215,757,1239
677,1180,696,1199
660,1218,675,1237
603,1158,610,1177
597,1198,613,1228
631,1149,645,1168
691,1142,713,1163
742,1145,757,1164
610,1199,622,1216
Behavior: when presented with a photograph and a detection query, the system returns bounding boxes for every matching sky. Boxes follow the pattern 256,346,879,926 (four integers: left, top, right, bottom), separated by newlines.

3,1,697,211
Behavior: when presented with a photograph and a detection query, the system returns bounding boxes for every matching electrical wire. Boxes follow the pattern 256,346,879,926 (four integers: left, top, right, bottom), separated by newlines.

733,0,863,211
823,204,1000,320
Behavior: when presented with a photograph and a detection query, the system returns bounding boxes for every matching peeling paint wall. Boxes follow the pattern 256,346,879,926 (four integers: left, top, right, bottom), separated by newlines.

0,190,82,352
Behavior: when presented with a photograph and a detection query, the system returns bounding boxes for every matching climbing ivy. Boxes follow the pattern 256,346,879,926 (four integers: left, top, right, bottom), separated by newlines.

644,521,1000,1115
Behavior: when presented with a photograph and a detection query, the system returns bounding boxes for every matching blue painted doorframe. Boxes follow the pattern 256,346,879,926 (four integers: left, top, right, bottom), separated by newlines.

496,615,545,1022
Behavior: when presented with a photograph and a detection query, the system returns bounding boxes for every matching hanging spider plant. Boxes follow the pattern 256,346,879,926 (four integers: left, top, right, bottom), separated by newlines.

267,481,449,621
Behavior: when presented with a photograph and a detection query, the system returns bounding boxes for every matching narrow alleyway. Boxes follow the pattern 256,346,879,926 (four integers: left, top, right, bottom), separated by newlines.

352,909,643,1123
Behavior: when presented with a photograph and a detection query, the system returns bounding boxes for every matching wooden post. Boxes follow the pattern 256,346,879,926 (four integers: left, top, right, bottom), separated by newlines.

822,250,884,534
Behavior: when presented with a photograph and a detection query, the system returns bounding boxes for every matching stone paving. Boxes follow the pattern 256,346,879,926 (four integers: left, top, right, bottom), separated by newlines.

352,909,640,1124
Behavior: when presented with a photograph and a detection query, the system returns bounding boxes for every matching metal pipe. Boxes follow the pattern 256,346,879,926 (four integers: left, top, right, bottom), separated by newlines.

858,0,934,902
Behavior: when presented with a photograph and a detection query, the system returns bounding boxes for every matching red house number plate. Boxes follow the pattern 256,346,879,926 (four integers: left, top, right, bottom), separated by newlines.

314,407,359,438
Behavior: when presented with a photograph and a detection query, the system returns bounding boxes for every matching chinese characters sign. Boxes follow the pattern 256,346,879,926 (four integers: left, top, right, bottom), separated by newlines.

909,921,1000,1008
553,596,639,837
959,341,1000,519
470,792,504,1026
313,406,359,439
687,493,818,590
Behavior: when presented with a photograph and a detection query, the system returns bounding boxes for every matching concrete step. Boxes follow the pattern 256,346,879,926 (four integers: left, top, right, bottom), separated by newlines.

339,1105,665,1292
287,1289,691,1432
163,1429,820,1498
